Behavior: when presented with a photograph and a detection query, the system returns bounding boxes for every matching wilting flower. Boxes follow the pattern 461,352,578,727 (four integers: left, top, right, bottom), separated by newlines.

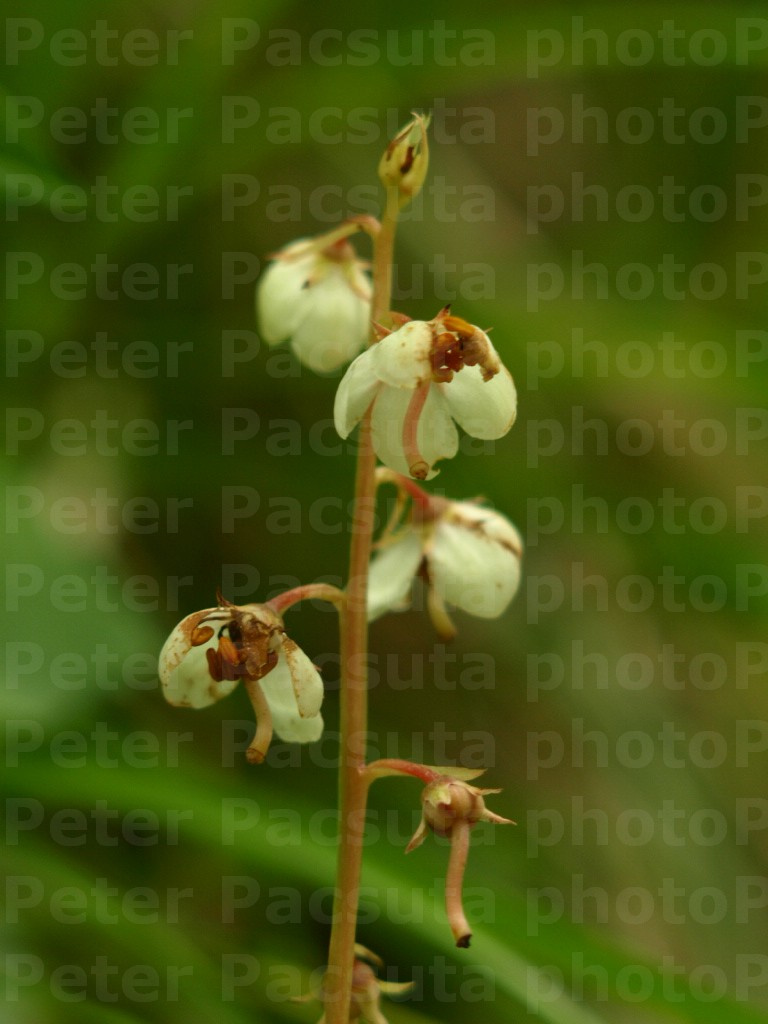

364,760,514,949
407,773,514,948
368,496,523,637
257,228,372,372
294,944,411,1024
333,309,517,479
158,598,323,762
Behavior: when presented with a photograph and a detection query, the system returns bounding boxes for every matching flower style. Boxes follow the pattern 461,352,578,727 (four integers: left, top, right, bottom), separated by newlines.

368,492,523,638
333,308,517,479
158,598,323,762
257,227,372,373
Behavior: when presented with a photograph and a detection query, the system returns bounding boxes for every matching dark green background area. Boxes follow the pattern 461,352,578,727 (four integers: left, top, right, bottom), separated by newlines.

2,3,767,1022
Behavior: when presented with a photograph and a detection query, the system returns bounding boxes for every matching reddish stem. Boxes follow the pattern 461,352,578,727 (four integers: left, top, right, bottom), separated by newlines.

324,185,400,1024
267,583,345,617
364,759,441,784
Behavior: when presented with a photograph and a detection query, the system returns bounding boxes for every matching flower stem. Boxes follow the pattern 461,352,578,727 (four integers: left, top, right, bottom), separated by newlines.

324,187,400,1023
266,583,346,617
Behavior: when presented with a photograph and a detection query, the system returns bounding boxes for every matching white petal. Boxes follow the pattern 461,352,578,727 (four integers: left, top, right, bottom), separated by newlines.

368,530,425,621
279,635,324,718
370,321,433,388
429,521,522,618
447,503,524,557
259,644,324,743
440,364,517,439
256,254,314,344
333,348,380,437
371,385,458,479
290,270,370,372
158,609,239,709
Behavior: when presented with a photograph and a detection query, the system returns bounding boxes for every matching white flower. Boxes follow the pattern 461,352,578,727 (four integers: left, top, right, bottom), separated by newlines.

368,500,523,637
158,600,323,759
256,231,371,373
333,310,517,479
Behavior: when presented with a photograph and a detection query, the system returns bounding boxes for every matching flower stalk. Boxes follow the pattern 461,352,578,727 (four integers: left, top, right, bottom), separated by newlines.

323,164,405,1024
158,109,523,1020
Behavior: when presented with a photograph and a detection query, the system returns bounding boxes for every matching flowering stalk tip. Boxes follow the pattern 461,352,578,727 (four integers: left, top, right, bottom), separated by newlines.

378,112,430,205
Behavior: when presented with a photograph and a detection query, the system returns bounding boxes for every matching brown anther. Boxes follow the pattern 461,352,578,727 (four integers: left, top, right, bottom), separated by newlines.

205,630,249,682
205,647,231,683
218,634,245,669
440,314,475,336
190,625,215,646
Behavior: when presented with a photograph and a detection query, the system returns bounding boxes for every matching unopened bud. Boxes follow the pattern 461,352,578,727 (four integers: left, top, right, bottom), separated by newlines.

378,112,430,205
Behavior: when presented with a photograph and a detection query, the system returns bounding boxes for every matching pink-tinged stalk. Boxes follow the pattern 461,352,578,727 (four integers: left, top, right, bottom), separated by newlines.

363,758,441,784
266,583,346,617
445,819,472,948
323,187,399,1024
389,472,434,512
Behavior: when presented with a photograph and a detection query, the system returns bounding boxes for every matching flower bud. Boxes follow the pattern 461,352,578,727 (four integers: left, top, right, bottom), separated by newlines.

377,113,430,205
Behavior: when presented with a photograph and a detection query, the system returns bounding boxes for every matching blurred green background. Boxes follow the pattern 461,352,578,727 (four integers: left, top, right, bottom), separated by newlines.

3,2,767,1022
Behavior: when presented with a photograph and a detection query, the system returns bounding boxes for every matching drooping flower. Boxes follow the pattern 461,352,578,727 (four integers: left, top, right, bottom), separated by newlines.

368,492,523,638
333,309,517,479
364,760,514,949
158,598,323,762
406,773,514,948
256,227,372,373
